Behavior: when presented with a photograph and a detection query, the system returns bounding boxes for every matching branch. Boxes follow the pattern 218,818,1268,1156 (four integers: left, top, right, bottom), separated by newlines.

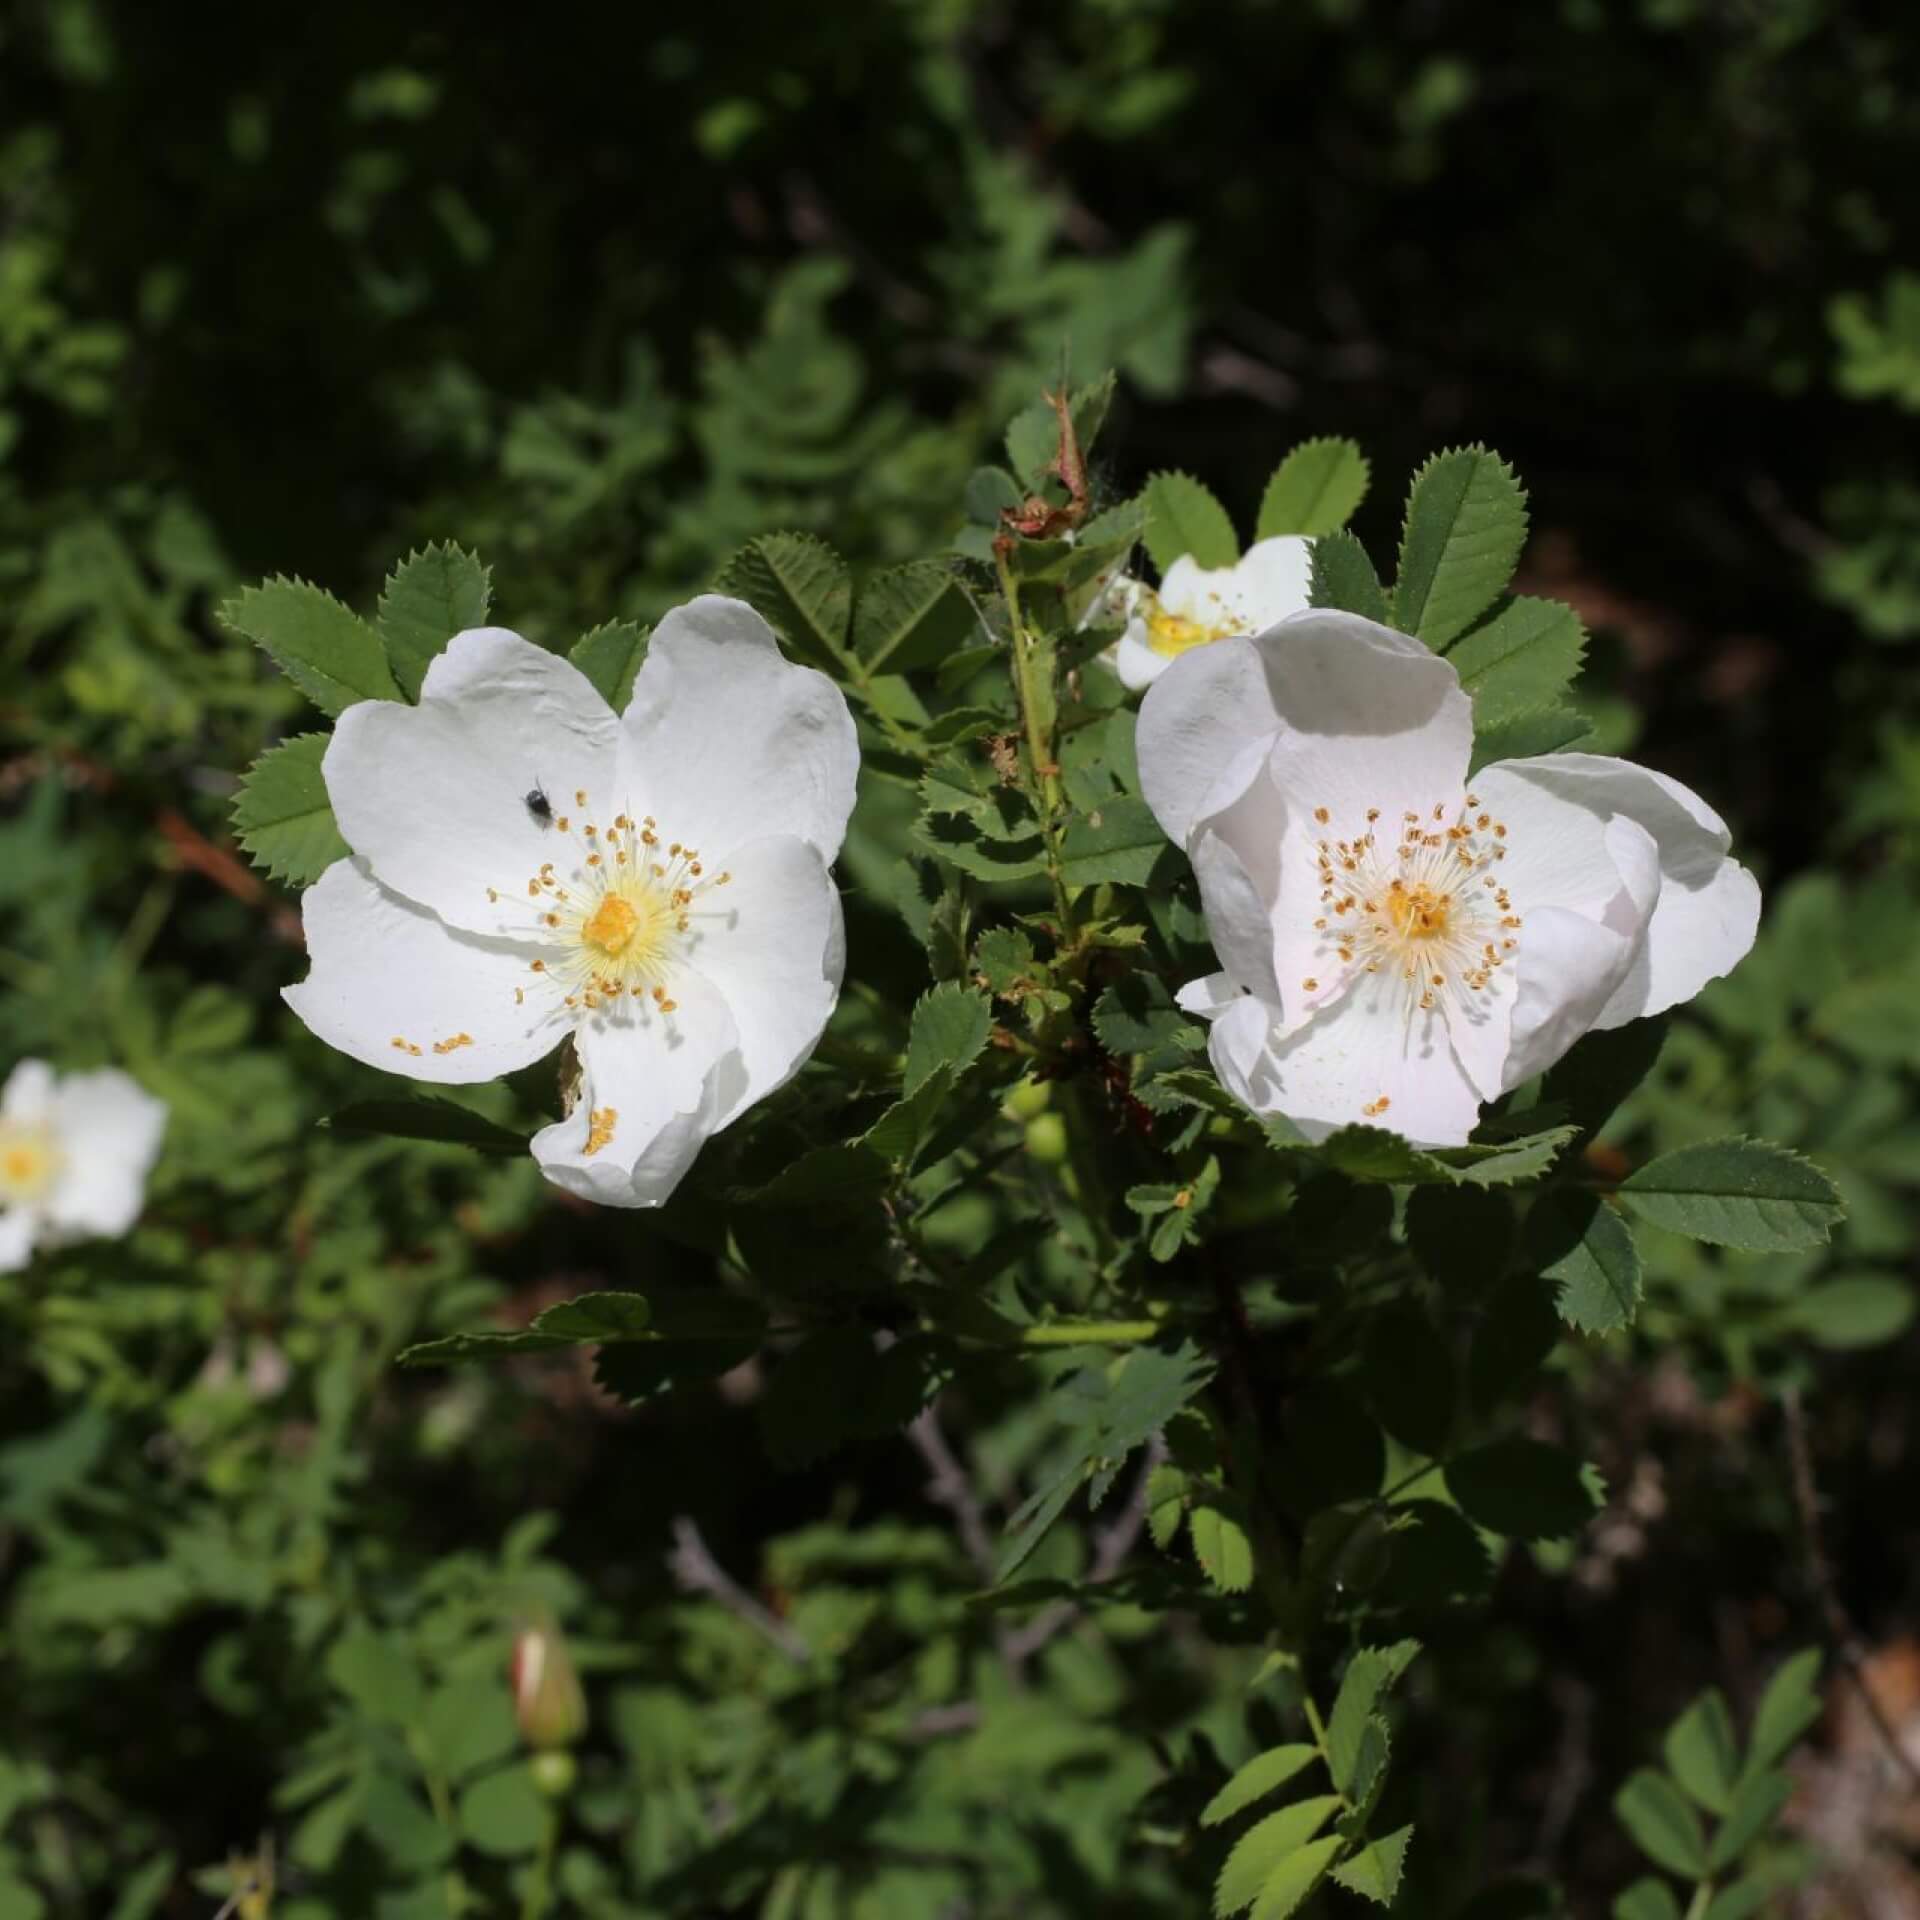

666,1516,811,1665
1781,1387,1920,1791
907,1402,999,1586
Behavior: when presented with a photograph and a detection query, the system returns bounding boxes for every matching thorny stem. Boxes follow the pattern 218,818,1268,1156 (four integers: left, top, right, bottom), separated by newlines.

996,544,1079,948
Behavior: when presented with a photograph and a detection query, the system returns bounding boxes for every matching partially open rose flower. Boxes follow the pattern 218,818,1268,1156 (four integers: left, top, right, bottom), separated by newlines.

284,598,857,1208
1137,611,1759,1146
0,1061,168,1271
1111,536,1314,690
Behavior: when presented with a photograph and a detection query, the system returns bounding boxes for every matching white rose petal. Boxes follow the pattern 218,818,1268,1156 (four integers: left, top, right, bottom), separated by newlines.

285,600,859,1209
1138,609,1759,1148
1114,534,1314,690
0,1059,167,1268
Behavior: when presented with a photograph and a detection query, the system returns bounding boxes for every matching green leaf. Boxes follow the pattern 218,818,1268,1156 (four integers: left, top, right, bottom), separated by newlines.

1146,1463,1188,1551
1004,374,1115,489
1703,1875,1772,1920
1446,1439,1600,1540
1306,529,1391,624
759,1327,943,1467
1214,1798,1342,1917
997,1341,1216,1581
1361,1301,1453,1455
1200,1746,1319,1828
219,576,403,715
965,465,1023,525
1059,795,1168,887
1393,447,1529,648
1466,1274,1563,1417
1294,1123,1577,1189
326,1624,424,1727
1256,438,1370,538
1326,1642,1420,1792
1446,596,1586,726
1248,1836,1344,1920
568,620,650,710
377,541,491,699
714,532,852,672
1542,1017,1670,1141
1783,1274,1917,1348
321,1096,530,1156
457,1762,547,1858
1093,972,1199,1058
397,1290,662,1365
1743,1647,1822,1777
1706,1770,1791,1875
853,561,977,674
1527,1191,1643,1333
1613,1768,1708,1878
904,982,993,1097
1613,1878,1683,1920
1469,703,1595,775
231,732,349,886
1145,470,1239,574
1619,1138,1845,1251
1663,1689,1739,1815
1329,1826,1413,1905
1188,1494,1254,1592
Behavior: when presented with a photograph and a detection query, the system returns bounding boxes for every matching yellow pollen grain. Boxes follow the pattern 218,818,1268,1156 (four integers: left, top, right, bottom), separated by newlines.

1302,977,1318,991
555,816,569,832
575,789,587,807
432,1033,474,1055
389,1036,422,1057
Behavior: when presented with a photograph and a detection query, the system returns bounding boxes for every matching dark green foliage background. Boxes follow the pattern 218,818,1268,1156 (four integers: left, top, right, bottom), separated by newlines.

4,2,1920,1915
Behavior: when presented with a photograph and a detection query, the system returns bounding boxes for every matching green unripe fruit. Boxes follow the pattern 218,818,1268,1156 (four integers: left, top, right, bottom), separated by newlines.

530,1749,577,1799
1001,1075,1053,1122
1024,1112,1069,1163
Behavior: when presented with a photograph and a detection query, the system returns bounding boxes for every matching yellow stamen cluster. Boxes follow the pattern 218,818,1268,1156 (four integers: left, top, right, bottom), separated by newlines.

1301,790,1519,1021
0,1124,60,1205
492,798,734,1022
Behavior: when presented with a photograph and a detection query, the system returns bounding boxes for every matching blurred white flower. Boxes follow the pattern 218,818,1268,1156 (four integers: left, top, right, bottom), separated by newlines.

1138,610,1759,1147
284,597,858,1209
1111,535,1313,689
0,1061,167,1271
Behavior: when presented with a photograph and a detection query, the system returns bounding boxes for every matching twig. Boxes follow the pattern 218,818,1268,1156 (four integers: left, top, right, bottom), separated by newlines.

1528,1675,1594,1871
666,1516,811,1665
1781,1387,1920,1790
907,1403,999,1587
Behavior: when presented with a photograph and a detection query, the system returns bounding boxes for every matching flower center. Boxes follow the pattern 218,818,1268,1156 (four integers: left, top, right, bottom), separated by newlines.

1300,795,1521,1019
582,894,646,957
479,793,735,1026
0,1124,60,1205
1145,604,1233,659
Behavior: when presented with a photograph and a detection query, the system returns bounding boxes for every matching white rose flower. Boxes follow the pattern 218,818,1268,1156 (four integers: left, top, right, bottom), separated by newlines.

1137,610,1760,1147
1112,535,1314,690
283,597,858,1209
0,1060,168,1271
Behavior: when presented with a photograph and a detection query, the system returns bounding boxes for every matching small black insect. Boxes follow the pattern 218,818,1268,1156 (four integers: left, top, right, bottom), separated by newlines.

524,783,554,826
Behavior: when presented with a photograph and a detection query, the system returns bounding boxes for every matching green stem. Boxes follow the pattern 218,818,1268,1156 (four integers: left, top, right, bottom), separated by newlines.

519,1802,562,1920
1013,1318,1166,1347
405,1732,466,1918
997,547,1078,946
1682,1882,1714,1920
